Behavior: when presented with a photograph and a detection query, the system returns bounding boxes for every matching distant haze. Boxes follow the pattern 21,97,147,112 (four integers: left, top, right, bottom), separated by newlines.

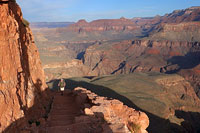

16,0,200,22
30,22,74,28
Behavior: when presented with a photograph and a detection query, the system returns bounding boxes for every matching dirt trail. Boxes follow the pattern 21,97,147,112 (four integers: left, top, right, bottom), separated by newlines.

46,91,81,133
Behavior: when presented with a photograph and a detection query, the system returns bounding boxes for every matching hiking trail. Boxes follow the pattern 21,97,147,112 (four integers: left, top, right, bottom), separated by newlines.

46,91,82,133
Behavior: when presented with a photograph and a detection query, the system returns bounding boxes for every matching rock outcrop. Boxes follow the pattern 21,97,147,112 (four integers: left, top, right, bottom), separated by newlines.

74,87,149,133
0,1,50,132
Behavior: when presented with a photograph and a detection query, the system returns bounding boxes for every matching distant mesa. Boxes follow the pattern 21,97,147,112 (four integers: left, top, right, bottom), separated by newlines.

77,19,88,24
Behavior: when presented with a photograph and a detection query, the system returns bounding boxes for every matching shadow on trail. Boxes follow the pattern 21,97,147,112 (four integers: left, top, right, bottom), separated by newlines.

47,78,200,133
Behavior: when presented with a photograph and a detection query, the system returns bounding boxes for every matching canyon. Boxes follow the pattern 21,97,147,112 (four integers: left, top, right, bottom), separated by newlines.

0,1,150,133
0,0,200,132
30,6,200,132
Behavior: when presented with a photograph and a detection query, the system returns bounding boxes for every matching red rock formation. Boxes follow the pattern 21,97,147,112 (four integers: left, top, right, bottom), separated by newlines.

150,22,200,41
64,6,200,34
74,87,149,133
132,6,200,29
0,1,50,132
84,40,198,75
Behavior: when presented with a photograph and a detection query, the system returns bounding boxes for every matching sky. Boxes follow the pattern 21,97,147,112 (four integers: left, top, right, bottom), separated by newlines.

16,0,200,22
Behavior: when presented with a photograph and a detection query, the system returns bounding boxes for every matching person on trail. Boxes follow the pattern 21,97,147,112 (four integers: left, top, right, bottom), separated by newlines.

58,78,66,96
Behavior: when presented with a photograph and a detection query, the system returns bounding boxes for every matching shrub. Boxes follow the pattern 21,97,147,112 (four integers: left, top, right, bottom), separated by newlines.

22,18,30,27
128,122,141,133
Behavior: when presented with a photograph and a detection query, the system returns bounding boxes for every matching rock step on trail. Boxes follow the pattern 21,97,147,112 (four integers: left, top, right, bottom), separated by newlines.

46,91,82,133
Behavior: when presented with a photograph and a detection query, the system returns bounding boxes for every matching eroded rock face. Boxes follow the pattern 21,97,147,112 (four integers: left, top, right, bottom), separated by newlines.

74,87,149,133
150,22,200,41
0,2,49,132
83,40,199,75
44,59,98,81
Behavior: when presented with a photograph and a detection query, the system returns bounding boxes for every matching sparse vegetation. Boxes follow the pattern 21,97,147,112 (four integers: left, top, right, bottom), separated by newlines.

22,18,30,27
128,122,141,133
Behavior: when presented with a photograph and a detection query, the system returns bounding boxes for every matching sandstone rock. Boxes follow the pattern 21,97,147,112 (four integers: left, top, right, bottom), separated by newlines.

73,87,149,133
0,2,50,132
84,108,94,115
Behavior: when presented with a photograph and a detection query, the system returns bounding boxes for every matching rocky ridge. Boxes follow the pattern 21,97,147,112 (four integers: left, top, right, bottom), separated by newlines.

64,6,200,37
66,18,140,33
74,87,149,133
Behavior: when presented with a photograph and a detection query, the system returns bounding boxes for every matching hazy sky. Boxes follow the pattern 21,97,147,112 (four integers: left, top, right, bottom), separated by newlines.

16,0,200,22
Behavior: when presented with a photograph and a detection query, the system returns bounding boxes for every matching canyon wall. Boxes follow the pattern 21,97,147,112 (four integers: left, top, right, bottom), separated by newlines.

84,40,199,75
0,1,49,132
83,40,200,97
66,18,140,33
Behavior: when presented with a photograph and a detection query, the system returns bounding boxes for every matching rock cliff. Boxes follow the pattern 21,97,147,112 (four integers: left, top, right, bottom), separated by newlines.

83,40,199,74
0,1,50,132
149,22,200,41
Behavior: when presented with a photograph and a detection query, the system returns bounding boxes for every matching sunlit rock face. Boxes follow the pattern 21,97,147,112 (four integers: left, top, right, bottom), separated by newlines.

0,1,49,132
74,87,149,133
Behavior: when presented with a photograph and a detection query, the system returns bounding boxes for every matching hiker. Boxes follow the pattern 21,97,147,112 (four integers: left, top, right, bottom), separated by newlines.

58,78,66,96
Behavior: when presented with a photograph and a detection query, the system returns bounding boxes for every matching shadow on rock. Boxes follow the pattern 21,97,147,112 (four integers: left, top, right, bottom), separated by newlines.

175,110,200,133
166,51,200,74
3,79,52,133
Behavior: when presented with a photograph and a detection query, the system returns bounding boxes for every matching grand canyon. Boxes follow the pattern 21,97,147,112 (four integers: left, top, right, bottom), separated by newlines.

0,0,200,133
